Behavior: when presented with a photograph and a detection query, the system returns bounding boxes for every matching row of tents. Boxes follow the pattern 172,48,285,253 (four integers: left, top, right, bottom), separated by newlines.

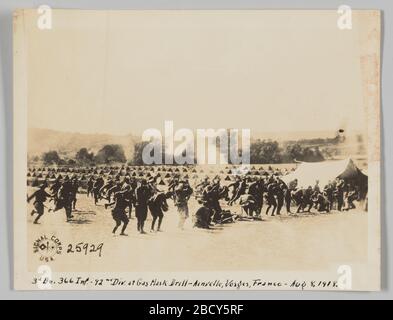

27,158,368,195
27,165,289,175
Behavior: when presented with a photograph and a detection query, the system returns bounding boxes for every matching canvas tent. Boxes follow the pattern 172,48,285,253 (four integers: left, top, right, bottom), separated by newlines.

281,158,368,191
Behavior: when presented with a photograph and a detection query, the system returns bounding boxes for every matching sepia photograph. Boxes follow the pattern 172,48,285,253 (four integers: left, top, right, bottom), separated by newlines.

13,9,380,291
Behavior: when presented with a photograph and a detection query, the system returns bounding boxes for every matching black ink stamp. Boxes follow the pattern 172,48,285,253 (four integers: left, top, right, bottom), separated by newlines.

33,235,62,262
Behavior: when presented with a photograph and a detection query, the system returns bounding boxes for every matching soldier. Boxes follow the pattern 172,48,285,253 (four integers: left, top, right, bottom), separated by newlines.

228,177,247,205
27,181,52,224
248,178,264,215
284,183,292,214
92,176,105,205
265,178,277,216
239,192,257,217
293,187,304,213
324,181,334,211
194,199,212,229
108,185,131,235
312,191,330,213
345,184,358,210
227,176,240,205
106,180,123,204
86,176,95,198
275,181,285,215
195,176,209,190
335,178,345,211
312,180,321,209
48,176,62,212
135,179,151,234
99,178,115,203
57,176,74,222
302,186,314,213
50,176,62,196
288,178,298,191
174,180,193,230
148,191,169,232
127,177,138,218
70,177,79,210
148,177,160,194
168,176,179,193
202,181,221,223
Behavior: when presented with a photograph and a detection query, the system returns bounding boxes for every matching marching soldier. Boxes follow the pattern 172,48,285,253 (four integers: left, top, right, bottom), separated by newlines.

70,177,79,210
86,176,95,198
92,176,105,205
135,179,151,234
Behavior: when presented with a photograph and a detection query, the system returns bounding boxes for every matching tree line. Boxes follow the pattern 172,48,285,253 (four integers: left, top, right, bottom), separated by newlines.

40,145,126,166
131,140,325,165
37,139,325,166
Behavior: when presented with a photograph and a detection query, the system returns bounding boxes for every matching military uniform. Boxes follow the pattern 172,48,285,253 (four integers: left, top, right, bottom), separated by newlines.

135,181,151,233
148,192,168,231
27,183,51,224
111,190,130,235
174,182,193,229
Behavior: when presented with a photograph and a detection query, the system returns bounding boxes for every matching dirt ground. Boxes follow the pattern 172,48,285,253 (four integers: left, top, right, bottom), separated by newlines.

27,187,368,273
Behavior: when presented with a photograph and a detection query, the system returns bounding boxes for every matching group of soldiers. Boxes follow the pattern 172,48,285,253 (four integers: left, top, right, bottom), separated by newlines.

191,174,361,227
84,175,195,235
27,173,195,235
27,169,362,234
27,175,79,224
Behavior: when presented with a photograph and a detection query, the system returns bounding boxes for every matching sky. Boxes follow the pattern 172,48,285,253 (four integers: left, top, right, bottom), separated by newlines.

24,10,371,137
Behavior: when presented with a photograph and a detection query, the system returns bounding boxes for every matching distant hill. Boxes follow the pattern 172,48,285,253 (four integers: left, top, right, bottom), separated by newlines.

28,128,366,164
28,128,137,160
